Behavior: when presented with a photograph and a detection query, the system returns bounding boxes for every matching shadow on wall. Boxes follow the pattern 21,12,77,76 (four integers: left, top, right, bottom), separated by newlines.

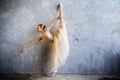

104,54,120,75
0,0,20,30
77,52,120,75
98,77,120,80
38,42,52,75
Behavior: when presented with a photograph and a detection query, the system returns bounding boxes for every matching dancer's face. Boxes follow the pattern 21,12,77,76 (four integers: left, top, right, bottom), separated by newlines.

37,24,47,33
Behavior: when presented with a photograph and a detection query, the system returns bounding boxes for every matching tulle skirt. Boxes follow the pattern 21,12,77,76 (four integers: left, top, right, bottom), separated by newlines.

51,26,69,71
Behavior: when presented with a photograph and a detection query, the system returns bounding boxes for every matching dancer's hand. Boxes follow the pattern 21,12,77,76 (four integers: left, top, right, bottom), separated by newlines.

19,47,25,53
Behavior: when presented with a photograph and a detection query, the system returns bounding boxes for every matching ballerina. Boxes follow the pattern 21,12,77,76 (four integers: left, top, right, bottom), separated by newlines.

19,3,69,78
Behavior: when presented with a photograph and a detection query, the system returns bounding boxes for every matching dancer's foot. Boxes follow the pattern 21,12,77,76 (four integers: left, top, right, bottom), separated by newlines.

51,69,57,80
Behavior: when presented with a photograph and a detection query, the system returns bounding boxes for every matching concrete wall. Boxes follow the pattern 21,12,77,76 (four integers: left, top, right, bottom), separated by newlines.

0,0,120,75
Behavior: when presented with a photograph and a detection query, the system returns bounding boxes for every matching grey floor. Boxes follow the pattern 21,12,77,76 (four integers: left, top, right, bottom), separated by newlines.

0,74,120,80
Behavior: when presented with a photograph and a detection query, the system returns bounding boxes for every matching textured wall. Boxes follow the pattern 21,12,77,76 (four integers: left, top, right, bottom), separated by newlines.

0,0,120,75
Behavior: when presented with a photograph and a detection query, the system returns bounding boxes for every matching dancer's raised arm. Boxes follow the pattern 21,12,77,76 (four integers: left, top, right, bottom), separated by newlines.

47,18,58,31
